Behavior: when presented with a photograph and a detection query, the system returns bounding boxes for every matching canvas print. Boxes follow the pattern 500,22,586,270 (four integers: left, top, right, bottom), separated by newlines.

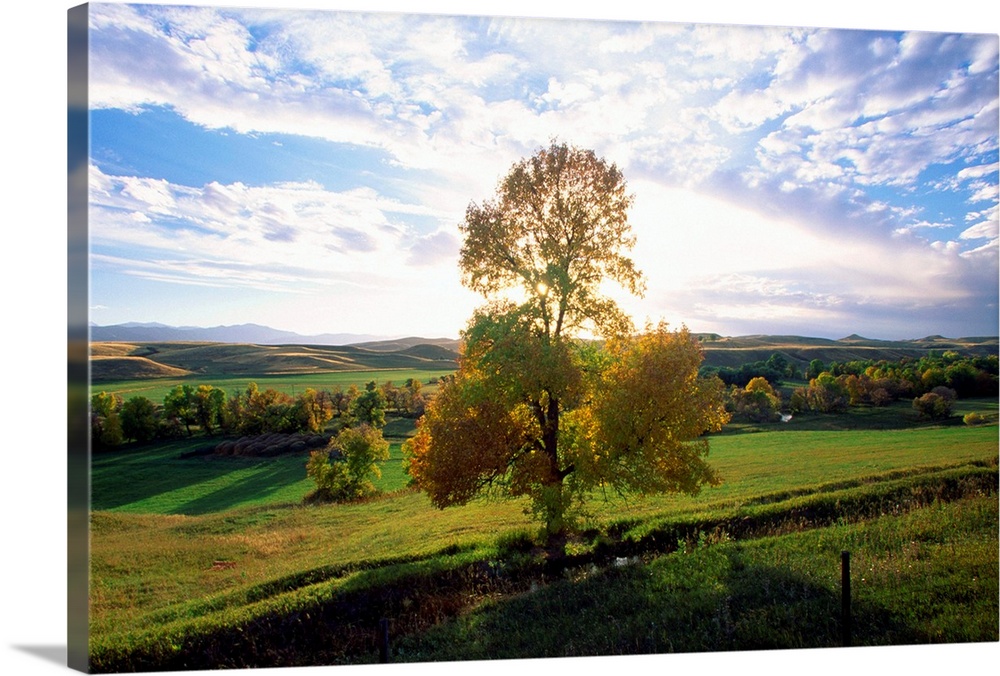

68,1,999,672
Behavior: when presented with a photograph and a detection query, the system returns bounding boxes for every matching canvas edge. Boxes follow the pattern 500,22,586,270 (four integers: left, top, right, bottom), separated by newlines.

68,3,91,673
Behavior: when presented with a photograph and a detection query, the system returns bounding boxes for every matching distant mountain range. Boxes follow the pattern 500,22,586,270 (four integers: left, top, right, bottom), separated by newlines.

88,322,427,346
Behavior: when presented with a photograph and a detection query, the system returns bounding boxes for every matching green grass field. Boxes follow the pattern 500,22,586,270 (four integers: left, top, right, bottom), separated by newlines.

85,381,1000,670
92,437,414,515
92,419,997,517
88,414,998,667
94,368,454,404
394,495,998,660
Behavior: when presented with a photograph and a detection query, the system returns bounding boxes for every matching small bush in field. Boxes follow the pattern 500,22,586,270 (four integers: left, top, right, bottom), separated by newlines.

304,424,389,503
912,392,953,420
963,412,986,426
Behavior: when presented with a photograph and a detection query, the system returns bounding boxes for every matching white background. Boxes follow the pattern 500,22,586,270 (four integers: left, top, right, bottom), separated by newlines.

2,1,997,675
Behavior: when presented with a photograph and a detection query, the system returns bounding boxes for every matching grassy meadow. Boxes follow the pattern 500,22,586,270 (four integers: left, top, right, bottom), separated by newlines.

87,387,999,669
93,368,455,405
393,494,998,660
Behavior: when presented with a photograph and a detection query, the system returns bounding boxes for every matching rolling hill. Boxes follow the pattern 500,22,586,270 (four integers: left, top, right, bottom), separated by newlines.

696,333,998,368
89,340,462,381
88,326,996,383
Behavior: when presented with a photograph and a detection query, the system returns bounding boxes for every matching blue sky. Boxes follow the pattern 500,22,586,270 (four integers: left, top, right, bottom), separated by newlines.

81,0,999,340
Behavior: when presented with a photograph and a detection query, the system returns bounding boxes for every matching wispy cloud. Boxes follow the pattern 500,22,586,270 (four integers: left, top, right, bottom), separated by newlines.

84,3,999,338
92,166,451,275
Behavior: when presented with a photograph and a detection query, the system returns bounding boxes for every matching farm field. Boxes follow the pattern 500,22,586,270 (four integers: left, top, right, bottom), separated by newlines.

93,368,455,405
92,414,996,516
83,342,999,669
91,436,414,514
88,409,998,669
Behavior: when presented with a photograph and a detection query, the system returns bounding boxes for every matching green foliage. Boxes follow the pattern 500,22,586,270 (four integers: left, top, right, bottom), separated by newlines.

292,387,334,433
120,395,159,443
305,424,390,502
94,370,441,449
706,354,790,387
786,351,996,417
96,368,454,409
91,391,124,448
399,378,425,416
806,358,826,380
913,391,954,420
815,352,996,402
581,325,730,498
163,384,198,436
409,144,734,549
808,373,849,412
963,411,987,426
407,319,729,543
378,379,427,417
728,377,782,422
193,385,226,435
348,382,387,429
459,142,643,339
223,382,300,436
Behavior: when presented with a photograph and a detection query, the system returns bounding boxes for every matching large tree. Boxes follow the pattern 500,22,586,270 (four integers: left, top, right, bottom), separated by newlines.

163,384,198,437
120,395,159,443
405,142,728,549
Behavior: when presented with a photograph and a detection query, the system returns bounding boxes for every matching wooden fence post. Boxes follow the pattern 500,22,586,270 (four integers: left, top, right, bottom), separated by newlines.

379,617,391,663
841,551,851,647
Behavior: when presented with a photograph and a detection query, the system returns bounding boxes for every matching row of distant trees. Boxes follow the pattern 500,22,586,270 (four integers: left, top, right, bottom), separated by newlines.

704,353,798,387
723,351,998,422
90,378,426,449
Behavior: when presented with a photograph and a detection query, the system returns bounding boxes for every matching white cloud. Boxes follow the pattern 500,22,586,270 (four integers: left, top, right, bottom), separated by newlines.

969,183,999,204
82,6,998,337
616,178,991,334
961,221,1000,241
88,165,459,288
959,162,1000,181
87,7,998,211
598,25,659,54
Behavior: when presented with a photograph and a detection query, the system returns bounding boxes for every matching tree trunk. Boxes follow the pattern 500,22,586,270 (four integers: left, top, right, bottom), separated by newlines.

540,394,569,556
543,528,568,563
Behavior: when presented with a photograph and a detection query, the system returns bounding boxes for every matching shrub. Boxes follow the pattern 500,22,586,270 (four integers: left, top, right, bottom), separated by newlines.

120,396,159,443
797,373,848,413
912,392,952,420
870,387,892,407
963,412,987,426
729,377,782,422
304,424,390,503
91,391,124,448
495,529,537,557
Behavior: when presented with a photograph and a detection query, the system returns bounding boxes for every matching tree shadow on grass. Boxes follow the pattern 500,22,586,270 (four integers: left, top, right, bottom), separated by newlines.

90,443,225,511
93,534,988,670
728,402,975,433
91,441,310,514
392,545,941,663
169,459,309,515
